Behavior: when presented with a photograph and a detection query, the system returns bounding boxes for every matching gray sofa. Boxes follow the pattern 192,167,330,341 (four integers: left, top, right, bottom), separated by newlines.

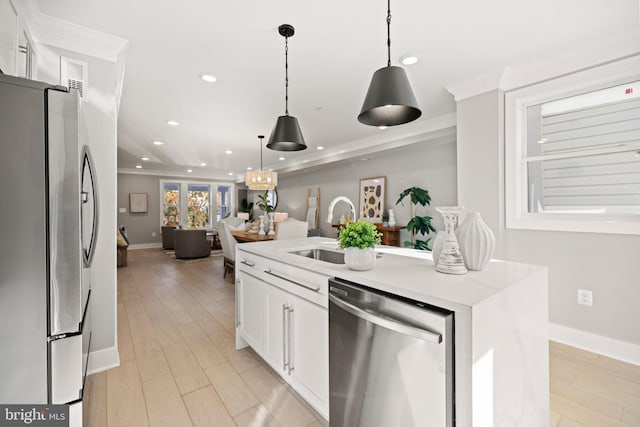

173,229,211,259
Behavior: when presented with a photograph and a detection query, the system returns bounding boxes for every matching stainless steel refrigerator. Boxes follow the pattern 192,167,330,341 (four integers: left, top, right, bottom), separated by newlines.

0,73,98,416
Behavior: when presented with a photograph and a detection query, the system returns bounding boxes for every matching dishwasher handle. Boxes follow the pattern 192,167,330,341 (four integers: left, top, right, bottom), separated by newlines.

328,293,442,344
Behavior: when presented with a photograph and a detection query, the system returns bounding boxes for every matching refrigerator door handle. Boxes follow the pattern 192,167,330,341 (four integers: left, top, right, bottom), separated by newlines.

328,294,442,344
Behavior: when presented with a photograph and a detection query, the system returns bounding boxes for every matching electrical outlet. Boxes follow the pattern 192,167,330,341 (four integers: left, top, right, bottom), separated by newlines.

151,231,157,237
577,289,593,306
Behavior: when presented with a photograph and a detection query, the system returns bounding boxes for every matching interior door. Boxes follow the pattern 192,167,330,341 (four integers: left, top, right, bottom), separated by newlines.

80,145,98,268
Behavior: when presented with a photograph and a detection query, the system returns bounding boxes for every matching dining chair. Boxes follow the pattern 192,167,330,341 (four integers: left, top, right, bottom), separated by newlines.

219,216,246,277
275,218,309,240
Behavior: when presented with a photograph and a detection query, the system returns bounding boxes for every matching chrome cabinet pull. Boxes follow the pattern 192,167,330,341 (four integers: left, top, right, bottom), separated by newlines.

240,259,256,267
235,280,242,327
282,304,288,372
288,306,295,375
328,294,442,344
264,268,320,292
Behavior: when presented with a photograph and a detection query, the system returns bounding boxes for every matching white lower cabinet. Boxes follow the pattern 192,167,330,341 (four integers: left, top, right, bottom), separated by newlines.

237,272,264,353
236,261,329,419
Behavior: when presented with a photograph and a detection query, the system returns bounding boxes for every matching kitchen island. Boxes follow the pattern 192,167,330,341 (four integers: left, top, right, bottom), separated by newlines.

235,237,549,426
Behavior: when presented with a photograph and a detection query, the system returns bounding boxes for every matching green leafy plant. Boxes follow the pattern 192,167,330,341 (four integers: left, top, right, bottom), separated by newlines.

241,198,254,213
257,192,274,213
381,210,389,223
338,220,382,249
396,186,436,250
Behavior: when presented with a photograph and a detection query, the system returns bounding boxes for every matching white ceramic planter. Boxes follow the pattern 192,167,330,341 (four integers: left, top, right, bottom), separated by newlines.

431,230,447,266
344,247,376,271
456,212,495,271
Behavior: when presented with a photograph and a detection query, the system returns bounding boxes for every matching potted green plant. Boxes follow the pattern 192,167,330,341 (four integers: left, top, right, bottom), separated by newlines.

396,186,436,250
241,198,254,219
257,192,274,213
381,210,389,226
338,219,382,270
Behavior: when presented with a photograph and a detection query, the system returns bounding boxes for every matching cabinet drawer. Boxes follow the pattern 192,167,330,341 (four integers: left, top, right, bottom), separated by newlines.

261,258,329,308
237,250,264,275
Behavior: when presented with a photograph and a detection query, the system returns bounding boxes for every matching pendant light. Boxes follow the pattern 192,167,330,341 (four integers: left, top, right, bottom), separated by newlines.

246,135,278,190
358,0,421,127
267,24,307,152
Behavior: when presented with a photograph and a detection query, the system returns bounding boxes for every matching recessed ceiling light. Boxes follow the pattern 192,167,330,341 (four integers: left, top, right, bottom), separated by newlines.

378,126,388,130
141,157,150,161
537,138,548,144
200,74,217,83
228,172,234,176
303,160,309,163
400,55,419,65
187,169,193,173
200,162,207,167
279,157,285,161
135,165,142,169
166,120,180,126
317,146,324,150
339,150,346,154
246,167,253,171
153,140,164,146
225,150,233,154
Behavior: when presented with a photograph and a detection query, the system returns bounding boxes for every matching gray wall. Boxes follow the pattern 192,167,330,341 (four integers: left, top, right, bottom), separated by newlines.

275,139,458,243
117,174,235,245
457,90,640,346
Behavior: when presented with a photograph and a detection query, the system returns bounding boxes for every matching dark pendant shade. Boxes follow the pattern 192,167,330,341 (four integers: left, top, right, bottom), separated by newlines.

358,65,422,126
267,115,307,151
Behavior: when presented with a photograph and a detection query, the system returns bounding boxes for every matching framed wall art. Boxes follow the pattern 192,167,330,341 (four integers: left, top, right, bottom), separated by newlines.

129,192,148,213
359,176,386,223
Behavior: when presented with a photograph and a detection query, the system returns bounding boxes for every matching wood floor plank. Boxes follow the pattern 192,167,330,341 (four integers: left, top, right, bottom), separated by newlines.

183,385,236,427
83,372,107,427
234,405,280,427
137,348,172,383
550,393,629,427
149,312,183,347
240,365,316,427
162,341,210,395
106,360,150,427
204,362,260,417
141,374,193,427
178,321,227,370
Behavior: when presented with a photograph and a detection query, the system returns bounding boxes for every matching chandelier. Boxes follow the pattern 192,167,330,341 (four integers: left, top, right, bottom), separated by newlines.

245,135,278,190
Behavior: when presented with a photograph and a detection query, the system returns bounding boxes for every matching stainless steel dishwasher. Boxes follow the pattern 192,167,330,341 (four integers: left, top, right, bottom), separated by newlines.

329,277,454,427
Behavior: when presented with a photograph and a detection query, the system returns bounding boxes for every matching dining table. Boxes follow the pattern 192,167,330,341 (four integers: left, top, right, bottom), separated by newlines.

230,230,275,243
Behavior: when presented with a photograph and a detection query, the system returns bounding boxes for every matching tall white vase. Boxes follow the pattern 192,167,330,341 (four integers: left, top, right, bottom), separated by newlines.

431,231,447,266
456,212,495,271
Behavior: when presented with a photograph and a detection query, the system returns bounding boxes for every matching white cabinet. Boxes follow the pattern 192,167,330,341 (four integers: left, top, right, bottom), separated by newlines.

237,272,264,353
235,249,329,419
290,295,329,411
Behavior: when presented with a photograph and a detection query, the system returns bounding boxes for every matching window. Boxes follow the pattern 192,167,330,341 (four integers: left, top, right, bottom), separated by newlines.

505,56,640,235
162,183,180,225
187,184,210,227
160,180,234,228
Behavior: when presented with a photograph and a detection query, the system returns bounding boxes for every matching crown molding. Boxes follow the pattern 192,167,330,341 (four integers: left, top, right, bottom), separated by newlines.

274,113,457,176
446,30,640,101
117,168,237,182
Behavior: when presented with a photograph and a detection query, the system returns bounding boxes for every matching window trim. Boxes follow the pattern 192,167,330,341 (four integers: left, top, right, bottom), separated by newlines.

505,55,640,235
160,179,234,228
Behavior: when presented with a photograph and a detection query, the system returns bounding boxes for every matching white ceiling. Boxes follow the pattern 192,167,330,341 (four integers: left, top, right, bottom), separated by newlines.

36,0,638,181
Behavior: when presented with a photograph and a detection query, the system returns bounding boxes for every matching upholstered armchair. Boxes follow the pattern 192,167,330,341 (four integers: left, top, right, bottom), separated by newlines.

173,229,211,259
219,216,246,277
161,226,176,250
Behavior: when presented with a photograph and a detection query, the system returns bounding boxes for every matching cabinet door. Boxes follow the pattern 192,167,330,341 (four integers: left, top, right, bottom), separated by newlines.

263,283,289,376
237,272,264,352
291,296,329,414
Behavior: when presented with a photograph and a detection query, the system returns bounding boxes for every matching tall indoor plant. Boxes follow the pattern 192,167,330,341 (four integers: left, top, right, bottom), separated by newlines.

338,219,382,270
396,186,436,250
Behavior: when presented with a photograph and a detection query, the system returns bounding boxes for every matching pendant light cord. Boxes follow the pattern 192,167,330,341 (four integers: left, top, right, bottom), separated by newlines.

259,136,264,169
285,36,289,115
386,0,391,67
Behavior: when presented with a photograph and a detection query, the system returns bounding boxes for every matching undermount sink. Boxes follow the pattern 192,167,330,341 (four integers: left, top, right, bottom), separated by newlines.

289,248,345,264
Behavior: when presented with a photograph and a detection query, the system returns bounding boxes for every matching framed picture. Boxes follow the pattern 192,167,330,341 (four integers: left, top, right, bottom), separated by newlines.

129,193,148,213
359,176,386,223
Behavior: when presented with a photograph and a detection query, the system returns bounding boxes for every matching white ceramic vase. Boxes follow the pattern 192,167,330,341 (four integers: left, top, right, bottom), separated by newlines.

344,247,376,271
430,230,447,266
388,209,396,227
456,212,495,271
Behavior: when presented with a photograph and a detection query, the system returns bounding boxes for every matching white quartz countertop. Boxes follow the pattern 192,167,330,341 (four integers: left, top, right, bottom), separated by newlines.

237,237,547,309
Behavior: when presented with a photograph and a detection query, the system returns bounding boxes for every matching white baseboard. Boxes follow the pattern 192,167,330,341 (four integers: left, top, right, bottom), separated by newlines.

128,242,162,250
549,322,640,366
87,346,120,375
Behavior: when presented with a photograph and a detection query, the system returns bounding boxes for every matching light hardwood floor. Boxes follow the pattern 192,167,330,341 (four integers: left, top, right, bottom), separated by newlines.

84,248,640,427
